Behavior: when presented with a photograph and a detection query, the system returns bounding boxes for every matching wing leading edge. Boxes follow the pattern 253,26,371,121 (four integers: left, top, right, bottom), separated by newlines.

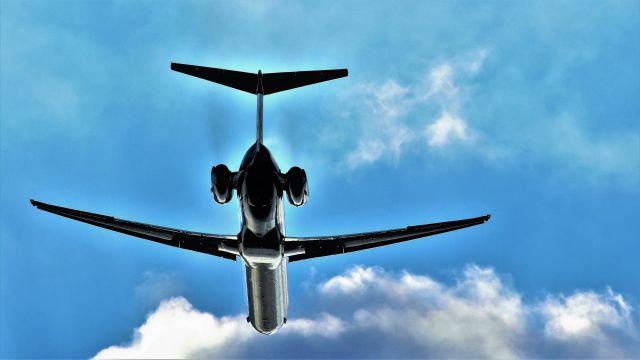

284,215,490,262
30,200,239,260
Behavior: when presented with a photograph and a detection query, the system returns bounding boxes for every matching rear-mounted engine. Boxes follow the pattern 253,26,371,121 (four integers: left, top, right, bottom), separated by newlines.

211,164,233,204
285,166,308,206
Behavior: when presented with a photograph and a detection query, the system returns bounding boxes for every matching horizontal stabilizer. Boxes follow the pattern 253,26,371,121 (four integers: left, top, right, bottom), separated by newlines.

171,63,257,94
171,63,348,95
262,69,348,95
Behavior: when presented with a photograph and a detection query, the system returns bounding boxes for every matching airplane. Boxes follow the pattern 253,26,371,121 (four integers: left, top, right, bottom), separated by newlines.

31,63,491,335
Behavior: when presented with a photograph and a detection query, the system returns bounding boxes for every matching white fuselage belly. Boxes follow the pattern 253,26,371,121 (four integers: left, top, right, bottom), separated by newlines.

241,197,287,334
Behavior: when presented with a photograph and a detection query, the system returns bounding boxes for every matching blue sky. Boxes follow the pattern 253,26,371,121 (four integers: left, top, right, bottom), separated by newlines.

1,0,639,358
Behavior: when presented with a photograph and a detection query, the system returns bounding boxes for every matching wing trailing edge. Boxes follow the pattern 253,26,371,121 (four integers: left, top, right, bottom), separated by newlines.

284,215,490,262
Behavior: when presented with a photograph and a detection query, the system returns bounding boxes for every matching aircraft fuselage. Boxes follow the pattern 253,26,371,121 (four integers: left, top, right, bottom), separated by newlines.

236,142,288,334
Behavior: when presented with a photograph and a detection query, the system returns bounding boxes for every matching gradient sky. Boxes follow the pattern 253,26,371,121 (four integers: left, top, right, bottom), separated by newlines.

1,0,639,358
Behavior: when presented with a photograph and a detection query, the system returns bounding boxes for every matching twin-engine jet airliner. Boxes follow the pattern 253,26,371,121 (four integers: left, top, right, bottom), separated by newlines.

31,63,490,334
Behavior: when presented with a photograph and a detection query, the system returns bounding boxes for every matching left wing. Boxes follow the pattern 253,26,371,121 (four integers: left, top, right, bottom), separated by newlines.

284,215,490,262
30,199,239,260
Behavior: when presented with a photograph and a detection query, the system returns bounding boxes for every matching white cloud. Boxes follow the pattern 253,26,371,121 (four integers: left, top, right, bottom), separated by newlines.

370,80,411,119
344,51,485,168
538,288,637,357
93,297,347,359
95,265,639,358
337,265,638,358
318,265,443,300
541,288,632,341
281,313,346,338
318,264,379,295
464,49,488,74
333,47,637,190
345,80,415,166
335,265,528,358
93,297,253,359
346,139,387,166
427,63,458,98
425,110,471,147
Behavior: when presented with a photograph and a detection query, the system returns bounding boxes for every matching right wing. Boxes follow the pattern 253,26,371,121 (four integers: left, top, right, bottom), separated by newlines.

31,199,239,261
284,215,490,262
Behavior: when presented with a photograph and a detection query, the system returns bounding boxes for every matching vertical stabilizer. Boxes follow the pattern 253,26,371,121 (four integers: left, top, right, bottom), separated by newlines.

256,71,264,144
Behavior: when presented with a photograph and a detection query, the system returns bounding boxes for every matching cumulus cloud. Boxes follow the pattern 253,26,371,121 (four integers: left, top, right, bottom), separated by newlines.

94,298,346,359
542,288,632,340
539,288,637,357
318,265,526,358
280,313,346,338
318,264,379,295
95,265,638,359
94,297,253,359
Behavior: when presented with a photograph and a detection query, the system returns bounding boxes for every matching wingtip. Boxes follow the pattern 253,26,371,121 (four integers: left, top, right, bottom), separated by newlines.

484,214,491,221
30,199,41,208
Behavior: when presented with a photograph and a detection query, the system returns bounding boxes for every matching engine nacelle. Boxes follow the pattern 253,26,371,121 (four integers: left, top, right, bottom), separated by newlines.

285,166,308,207
211,164,233,204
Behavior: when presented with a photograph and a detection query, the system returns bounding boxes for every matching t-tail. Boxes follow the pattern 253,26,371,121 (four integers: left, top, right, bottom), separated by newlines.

171,63,348,144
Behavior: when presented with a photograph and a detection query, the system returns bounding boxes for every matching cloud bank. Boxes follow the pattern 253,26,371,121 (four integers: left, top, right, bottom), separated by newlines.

94,265,638,359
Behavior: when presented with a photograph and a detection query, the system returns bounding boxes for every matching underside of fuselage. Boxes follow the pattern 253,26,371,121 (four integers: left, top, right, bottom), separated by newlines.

237,143,288,334
245,261,288,334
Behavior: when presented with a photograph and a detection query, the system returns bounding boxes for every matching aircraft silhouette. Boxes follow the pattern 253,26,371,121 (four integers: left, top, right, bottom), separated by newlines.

31,63,490,334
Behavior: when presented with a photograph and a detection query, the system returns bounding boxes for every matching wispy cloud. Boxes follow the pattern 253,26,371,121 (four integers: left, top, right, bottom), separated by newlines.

346,50,486,169
345,80,415,167
335,47,639,190
343,51,486,168
540,114,640,187
425,111,471,147
94,265,638,359
134,271,184,307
